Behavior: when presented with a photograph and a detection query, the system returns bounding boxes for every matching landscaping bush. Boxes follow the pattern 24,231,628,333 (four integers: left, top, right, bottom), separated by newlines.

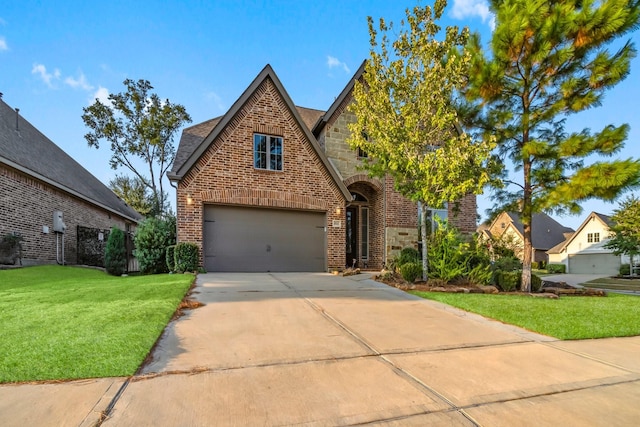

427,221,468,282
531,261,539,269
400,262,423,283
174,242,199,273
398,247,420,266
494,270,520,292
104,227,126,276
620,264,631,276
134,216,176,274
466,264,492,285
166,245,176,272
493,256,521,272
547,263,566,274
531,273,542,292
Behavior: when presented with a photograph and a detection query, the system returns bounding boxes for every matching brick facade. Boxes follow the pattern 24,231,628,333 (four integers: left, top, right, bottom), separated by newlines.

1,164,133,265
175,77,346,270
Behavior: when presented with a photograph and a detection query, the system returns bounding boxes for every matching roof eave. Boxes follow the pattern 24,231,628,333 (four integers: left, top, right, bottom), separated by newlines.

1,157,141,223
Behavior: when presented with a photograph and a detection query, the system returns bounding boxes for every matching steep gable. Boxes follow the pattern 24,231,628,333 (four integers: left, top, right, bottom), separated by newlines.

168,65,349,200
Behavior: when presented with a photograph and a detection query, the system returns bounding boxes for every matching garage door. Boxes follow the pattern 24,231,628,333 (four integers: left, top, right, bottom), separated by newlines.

568,254,620,275
203,206,326,272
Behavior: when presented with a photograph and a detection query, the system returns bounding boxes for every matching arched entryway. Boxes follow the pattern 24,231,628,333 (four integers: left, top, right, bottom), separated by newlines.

345,181,383,269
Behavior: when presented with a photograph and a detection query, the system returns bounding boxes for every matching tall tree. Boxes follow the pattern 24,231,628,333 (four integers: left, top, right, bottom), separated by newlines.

605,194,640,276
109,174,154,217
83,79,191,216
460,0,640,291
348,0,495,280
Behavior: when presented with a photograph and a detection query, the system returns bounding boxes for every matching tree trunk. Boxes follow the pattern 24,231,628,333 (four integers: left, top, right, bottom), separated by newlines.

521,157,533,292
419,201,429,281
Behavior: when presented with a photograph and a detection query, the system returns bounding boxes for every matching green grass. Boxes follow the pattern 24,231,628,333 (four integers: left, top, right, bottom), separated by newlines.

0,265,194,383
411,291,640,340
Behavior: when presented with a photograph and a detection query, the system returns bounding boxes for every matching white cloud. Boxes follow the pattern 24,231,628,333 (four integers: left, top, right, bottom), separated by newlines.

451,0,495,30
90,86,111,106
31,63,61,87
0,37,7,52
205,91,225,112
65,72,94,91
327,55,350,74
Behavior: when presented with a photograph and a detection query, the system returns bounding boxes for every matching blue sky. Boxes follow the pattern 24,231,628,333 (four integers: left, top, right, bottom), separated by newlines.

1,0,638,229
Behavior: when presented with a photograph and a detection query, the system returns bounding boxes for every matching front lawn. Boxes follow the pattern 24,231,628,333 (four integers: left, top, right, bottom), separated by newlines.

411,291,640,340
0,265,194,383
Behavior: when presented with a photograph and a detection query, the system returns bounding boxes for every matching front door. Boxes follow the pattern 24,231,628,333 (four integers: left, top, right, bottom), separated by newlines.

346,207,358,268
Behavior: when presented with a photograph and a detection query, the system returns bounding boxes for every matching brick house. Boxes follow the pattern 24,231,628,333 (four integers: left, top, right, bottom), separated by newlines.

168,64,477,272
0,97,141,266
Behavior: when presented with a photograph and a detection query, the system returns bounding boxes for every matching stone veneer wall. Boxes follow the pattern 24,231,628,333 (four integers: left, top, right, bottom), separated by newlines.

385,227,420,263
176,77,346,270
1,164,132,265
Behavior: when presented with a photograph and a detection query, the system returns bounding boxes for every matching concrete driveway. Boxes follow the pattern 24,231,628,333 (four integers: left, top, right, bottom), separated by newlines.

2,272,640,426
543,273,610,287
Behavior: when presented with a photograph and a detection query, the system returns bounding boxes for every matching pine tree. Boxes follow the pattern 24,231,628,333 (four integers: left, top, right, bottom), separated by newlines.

461,0,640,291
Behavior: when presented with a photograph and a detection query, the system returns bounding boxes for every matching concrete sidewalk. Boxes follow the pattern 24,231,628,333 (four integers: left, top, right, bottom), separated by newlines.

2,273,640,426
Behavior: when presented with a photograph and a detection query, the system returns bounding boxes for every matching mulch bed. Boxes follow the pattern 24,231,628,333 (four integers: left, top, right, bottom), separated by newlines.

374,272,607,297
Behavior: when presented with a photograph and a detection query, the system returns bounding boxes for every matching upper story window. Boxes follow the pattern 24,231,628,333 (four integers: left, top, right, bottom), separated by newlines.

587,232,600,243
357,131,369,158
254,134,283,171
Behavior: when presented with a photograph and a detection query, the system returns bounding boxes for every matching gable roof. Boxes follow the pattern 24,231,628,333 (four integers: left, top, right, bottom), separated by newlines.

312,60,367,136
491,211,574,251
0,98,141,222
547,212,613,254
167,64,351,200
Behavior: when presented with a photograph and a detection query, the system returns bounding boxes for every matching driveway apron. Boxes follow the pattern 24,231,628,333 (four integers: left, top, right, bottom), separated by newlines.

97,273,640,426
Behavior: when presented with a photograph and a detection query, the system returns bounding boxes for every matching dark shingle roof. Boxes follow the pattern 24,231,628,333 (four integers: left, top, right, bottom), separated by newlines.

505,212,574,251
0,99,141,222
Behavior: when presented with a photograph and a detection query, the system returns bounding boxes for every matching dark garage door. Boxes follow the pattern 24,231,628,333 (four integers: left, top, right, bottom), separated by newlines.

203,206,326,272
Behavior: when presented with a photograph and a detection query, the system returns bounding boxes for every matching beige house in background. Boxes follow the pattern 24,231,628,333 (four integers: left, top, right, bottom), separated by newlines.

547,212,622,275
479,211,573,263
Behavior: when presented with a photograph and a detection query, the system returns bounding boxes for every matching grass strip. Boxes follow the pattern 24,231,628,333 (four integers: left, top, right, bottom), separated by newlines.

0,265,193,383
411,291,640,340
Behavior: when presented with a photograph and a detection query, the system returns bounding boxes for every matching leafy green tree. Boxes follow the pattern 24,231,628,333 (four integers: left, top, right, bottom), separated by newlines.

109,174,154,217
348,0,495,280
134,216,176,274
605,195,640,275
104,227,127,276
83,79,191,216
460,0,640,291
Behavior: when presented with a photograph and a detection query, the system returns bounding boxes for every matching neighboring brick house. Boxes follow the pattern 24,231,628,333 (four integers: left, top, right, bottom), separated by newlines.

168,64,478,272
0,97,141,266
480,211,574,264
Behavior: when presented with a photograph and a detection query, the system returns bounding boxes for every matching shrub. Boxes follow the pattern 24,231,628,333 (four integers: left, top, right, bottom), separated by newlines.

620,263,631,275
104,227,126,276
547,263,566,274
134,216,176,274
466,264,492,285
494,270,520,292
531,274,543,292
398,247,420,265
493,256,521,272
531,261,539,269
166,245,176,272
400,262,423,283
174,242,199,273
427,222,468,282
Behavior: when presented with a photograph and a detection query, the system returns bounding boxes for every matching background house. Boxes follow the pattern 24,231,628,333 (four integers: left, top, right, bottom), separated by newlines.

481,211,574,263
547,212,622,275
0,97,141,267
168,64,478,272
